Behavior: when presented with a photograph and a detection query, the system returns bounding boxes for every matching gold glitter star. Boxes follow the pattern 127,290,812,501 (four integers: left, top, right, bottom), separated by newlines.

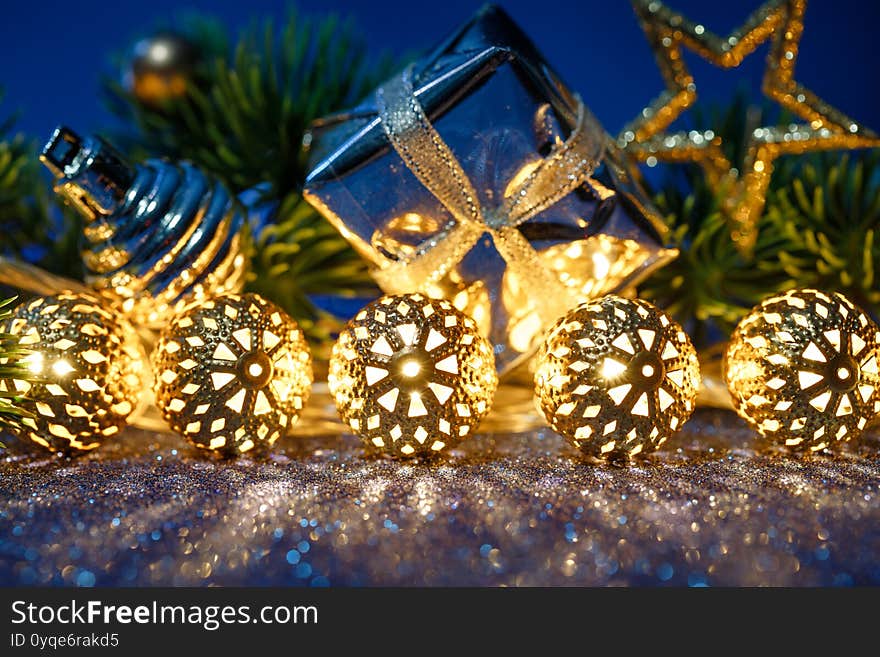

619,0,880,253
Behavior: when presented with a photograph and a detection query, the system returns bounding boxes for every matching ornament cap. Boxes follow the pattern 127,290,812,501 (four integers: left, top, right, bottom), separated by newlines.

40,126,134,221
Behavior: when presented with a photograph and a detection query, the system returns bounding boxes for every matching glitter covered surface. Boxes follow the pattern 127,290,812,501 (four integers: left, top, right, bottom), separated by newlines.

1,409,878,586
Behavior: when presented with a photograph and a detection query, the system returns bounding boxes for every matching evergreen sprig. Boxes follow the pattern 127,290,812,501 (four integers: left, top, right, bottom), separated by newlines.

639,176,796,344
639,95,880,346
0,296,29,427
0,94,81,279
768,151,880,313
103,10,393,338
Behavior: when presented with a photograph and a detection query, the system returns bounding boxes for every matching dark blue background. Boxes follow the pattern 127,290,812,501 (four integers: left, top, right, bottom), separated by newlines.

2,0,879,143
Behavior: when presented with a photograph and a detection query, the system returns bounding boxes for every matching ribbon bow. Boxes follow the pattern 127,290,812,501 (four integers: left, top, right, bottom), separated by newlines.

372,66,606,327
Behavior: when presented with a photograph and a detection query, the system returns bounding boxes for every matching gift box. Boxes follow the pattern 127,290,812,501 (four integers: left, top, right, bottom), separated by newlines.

304,4,675,375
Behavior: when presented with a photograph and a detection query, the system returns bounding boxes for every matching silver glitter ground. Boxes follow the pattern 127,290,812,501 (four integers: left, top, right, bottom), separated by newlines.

1,409,878,586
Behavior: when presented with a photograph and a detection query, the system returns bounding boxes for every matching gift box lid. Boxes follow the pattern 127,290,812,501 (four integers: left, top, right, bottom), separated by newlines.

305,4,583,187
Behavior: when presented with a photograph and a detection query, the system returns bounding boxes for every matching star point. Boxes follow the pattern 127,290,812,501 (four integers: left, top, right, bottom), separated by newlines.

621,0,880,253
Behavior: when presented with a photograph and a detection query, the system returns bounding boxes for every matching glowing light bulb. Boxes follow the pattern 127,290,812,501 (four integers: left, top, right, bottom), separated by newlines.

601,358,627,379
26,352,44,375
52,359,75,376
592,252,611,280
400,359,421,378
150,43,171,64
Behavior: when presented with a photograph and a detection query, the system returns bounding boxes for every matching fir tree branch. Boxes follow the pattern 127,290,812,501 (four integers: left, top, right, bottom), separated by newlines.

0,296,30,427
767,151,880,314
0,92,82,280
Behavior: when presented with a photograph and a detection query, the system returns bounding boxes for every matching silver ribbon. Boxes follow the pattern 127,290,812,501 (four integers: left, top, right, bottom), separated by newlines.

372,66,605,326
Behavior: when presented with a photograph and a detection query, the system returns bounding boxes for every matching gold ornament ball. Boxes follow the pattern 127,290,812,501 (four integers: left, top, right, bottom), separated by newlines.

534,295,700,459
0,292,145,453
128,31,199,104
724,289,880,451
152,293,313,456
329,293,498,457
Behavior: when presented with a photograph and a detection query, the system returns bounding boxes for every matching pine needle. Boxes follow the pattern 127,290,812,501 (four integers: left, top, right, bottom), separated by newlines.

0,296,30,427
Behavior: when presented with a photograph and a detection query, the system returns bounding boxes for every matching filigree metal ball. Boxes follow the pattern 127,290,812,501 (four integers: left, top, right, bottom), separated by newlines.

329,293,498,457
534,295,700,459
152,293,313,456
0,292,145,453
724,289,880,451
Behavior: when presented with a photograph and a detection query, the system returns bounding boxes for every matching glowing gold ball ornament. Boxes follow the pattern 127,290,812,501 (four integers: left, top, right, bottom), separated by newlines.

0,292,145,453
724,289,880,451
152,293,313,456
534,295,700,460
329,294,498,457
128,31,199,105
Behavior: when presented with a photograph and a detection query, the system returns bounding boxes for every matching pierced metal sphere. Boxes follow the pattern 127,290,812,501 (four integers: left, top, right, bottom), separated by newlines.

0,292,145,453
152,293,313,456
534,295,700,459
724,289,880,451
329,293,498,457
129,31,199,104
